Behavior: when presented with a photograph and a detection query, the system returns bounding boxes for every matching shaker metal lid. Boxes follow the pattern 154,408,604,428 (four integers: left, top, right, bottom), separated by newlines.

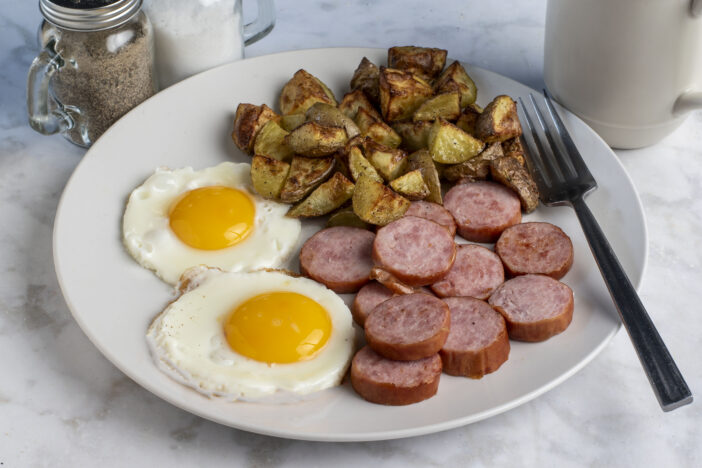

39,0,143,31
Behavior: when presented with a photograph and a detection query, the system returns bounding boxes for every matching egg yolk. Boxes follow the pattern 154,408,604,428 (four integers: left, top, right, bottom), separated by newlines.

169,186,254,250
224,292,332,364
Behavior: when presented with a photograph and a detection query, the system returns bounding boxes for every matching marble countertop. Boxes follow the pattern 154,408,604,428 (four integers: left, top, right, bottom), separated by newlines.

1,0,700,466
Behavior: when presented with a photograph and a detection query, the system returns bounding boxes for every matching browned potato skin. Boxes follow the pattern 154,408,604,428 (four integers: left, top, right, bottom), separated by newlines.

490,156,540,213
231,103,280,154
279,156,335,203
434,61,478,107
352,174,411,226
392,120,433,152
306,102,361,139
364,139,408,181
286,172,355,218
407,149,442,204
350,57,380,105
412,92,461,122
251,155,290,200
442,142,504,182
284,121,348,157
355,108,402,148
475,95,523,143
339,89,381,120
388,46,448,80
502,137,527,166
279,69,337,115
389,169,430,201
455,103,482,136
379,67,434,122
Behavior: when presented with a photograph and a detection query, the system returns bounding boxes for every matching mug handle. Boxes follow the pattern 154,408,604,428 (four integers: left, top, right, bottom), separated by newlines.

26,39,74,135
243,0,276,46
691,0,701,17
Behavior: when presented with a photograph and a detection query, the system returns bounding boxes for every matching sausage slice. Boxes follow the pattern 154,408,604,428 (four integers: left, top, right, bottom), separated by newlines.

431,244,505,299
488,274,574,342
364,293,450,360
299,226,374,293
373,216,456,286
404,200,457,237
496,222,574,279
351,281,394,327
440,297,510,378
351,346,442,406
444,181,521,243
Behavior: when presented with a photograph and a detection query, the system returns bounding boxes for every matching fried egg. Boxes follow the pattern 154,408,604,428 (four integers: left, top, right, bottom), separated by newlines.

122,162,301,284
146,267,356,400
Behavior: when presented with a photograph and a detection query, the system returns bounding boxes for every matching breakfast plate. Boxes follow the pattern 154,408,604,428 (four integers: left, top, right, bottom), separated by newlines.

53,48,647,441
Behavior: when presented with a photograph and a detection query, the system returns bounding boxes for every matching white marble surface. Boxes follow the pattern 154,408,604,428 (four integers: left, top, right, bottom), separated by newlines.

1,0,700,466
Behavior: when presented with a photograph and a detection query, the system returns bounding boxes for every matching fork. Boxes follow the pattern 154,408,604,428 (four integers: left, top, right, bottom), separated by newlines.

518,90,693,412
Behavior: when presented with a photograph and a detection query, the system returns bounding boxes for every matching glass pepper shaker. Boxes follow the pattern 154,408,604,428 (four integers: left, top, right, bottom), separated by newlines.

27,0,157,147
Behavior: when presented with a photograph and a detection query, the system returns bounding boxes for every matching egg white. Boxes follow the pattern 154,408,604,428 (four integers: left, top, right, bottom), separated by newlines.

122,162,301,285
146,267,356,401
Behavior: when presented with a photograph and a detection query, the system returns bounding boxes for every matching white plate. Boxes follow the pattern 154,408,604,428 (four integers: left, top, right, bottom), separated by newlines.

53,48,647,442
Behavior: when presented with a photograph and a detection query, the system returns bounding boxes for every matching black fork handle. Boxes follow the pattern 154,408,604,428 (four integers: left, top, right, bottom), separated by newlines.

572,196,692,411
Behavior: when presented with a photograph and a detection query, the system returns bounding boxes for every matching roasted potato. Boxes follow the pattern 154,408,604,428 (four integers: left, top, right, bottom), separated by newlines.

407,149,442,204
287,172,355,218
354,107,402,148
338,89,381,120
251,154,291,200
475,95,522,143
348,146,383,183
253,120,294,162
352,174,411,226
454,103,482,136
434,61,477,107
413,92,461,122
392,120,433,152
489,156,539,213
279,155,335,203
379,67,434,122
284,121,348,157
326,207,371,230
428,118,485,164
350,57,380,105
389,169,429,201
388,46,447,80
501,136,527,166
231,103,280,154
306,102,361,139
280,113,306,132
365,140,408,181
279,69,337,115
442,142,504,182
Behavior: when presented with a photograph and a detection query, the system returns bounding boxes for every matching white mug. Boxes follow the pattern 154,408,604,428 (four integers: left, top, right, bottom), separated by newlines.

544,0,702,149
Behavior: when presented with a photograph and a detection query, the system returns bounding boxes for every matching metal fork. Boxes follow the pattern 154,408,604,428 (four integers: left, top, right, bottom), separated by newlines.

518,90,692,412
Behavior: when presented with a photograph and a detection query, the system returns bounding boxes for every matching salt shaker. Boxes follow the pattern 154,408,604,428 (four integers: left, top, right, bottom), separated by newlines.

143,0,275,89
27,0,157,148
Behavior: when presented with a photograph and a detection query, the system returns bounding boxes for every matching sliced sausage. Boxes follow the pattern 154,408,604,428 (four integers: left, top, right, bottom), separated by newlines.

350,346,442,406
372,216,456,287
488,274,574,342
443,181,521,243
440,297,510,378
431,244,505,299
404,200,457,237
365,293,450,360
352,281,394,327
299,226,374,293
496,222,574,279
370,267,434,296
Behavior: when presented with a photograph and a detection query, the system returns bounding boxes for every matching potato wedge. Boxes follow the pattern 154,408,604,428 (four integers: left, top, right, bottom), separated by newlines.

280,113,306,132
287,172,355,218
338,89,381,120
389,169,429,201
442,142,504,182
284,121,348,157
231,103,280,154
489,156,539,213
392,120,433,152
379,67,434,122
413,92,461,122
407,149,442,204
326,207,371,230
251,155,291,200
279,155,335,203
455,103,482,136
501,137,527,166
352,174,411,226
388,46,447,80
428,118,485,164
350,57,380,105
348,146,383,183
434,61,477,107
253,120,294,162
306,102,361,139
279,69,337,115
365,140,408,181
354,107,402,148
475,95,522,143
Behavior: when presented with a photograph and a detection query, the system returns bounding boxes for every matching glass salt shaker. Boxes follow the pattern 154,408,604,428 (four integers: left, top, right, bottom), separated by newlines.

27,0,157,147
